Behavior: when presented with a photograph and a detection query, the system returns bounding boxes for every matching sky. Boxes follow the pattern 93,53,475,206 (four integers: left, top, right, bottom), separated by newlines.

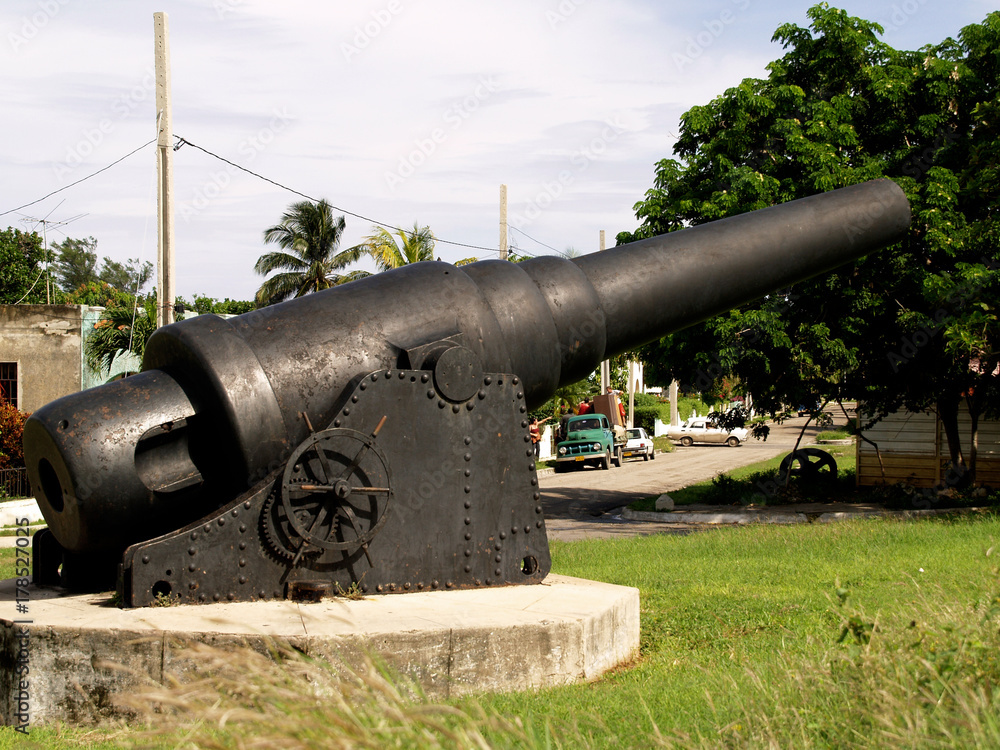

1,0,994,302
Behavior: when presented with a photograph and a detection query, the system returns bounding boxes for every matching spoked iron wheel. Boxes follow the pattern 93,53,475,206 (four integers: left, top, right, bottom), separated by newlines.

275,417,392,566
778,448,837,483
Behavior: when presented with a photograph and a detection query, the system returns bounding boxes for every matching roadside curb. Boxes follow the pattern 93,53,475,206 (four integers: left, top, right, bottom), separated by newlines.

622,508,808,525
0,497,42,527
621,504,991,526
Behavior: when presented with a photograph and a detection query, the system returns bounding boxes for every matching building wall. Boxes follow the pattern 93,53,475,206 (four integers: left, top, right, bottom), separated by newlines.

0,305,86,413
857,406,1000,487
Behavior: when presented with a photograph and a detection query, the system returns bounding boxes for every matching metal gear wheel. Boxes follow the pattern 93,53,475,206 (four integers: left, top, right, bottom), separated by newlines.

279,423,393,565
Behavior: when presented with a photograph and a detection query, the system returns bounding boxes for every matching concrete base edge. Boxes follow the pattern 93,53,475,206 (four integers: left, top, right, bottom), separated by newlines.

0,574,639,726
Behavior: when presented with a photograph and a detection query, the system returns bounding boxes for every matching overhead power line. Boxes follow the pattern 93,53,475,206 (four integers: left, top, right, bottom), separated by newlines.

174,135,497,255
3,133,579,263
508,225,569,258
0,139,156,219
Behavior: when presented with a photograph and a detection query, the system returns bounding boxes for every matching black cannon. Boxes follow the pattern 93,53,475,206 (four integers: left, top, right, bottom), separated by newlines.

24,179,910,606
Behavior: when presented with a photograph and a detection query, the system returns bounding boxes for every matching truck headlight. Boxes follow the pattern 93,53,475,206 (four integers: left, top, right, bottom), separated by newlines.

558,446,566,455
593,443,602,451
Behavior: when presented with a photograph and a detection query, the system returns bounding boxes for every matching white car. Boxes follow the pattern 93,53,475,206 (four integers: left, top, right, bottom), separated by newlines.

622,427,655,461
666,418,748,447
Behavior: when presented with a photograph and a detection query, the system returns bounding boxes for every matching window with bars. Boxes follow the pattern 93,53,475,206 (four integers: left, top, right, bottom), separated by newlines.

0,363,17,408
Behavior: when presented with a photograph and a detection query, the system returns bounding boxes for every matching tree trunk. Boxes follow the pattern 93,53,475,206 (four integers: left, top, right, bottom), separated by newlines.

938,395,966,486
966,390,982,487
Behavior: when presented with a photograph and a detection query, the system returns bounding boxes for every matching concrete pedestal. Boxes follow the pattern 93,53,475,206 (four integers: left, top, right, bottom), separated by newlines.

0,574,639,725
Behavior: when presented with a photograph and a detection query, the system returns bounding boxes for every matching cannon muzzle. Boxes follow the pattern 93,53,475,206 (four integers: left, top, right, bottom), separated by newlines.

23,179,909,604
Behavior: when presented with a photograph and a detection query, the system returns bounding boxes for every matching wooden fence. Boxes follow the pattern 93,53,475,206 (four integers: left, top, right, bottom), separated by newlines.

857,406,1000,487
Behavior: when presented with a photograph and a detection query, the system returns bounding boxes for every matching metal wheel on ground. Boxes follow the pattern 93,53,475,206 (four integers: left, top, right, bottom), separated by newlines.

727,436,741,447
680,436,694,447
778,448,837,482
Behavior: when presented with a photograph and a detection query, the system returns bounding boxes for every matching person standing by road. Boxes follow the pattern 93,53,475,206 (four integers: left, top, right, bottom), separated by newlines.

558,405,572,441
529,416,551,459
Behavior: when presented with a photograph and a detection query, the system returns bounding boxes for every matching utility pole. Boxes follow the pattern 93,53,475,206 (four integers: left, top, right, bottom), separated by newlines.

669,379,680,426
627,360,635,429
599,230,611,393
154,12,175,327
499,184,508,260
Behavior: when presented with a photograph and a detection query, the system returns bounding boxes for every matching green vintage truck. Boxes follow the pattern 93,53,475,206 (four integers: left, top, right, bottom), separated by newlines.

553,413,624,472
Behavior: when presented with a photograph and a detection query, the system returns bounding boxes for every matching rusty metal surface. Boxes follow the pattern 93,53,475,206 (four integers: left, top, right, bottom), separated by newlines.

119,370,550,606
21,180,911,606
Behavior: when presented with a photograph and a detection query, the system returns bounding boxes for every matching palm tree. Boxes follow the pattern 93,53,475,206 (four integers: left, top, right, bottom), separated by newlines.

255,200,367,306
360,222,436,271
85,297,157,374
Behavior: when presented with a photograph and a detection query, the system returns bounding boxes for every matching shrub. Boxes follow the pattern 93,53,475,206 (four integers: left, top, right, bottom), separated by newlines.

633,406,661,434
632,392,662,408
0,400,28,470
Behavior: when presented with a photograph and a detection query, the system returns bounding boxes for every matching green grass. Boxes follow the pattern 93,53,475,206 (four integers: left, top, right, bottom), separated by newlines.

816,430,853,441
630,446,857,510
7,517,1000,748
0,547,17,579
470,516,1000,747
652,435,674,453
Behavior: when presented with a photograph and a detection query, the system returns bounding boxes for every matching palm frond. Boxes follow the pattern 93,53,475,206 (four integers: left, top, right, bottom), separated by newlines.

253,250,309,276
256,271,312,307
255,201,359,306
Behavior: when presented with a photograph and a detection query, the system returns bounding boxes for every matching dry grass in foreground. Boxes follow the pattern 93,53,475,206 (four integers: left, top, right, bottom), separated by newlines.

119,640,575,750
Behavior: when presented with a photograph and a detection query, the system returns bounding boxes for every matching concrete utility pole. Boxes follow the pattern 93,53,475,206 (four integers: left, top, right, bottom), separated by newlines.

627,360,635,429
599,230,611,393
154,12,175,327
669,379,680,426
499,184,508,260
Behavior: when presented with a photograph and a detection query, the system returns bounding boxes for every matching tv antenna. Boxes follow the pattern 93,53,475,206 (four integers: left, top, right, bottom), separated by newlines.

19,200,88,304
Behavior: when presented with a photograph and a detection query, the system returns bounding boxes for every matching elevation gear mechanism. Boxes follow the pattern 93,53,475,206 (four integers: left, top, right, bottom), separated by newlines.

265,417,393,566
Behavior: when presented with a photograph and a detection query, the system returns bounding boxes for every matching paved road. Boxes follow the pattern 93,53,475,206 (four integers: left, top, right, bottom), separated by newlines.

1,419,829,546
540,417,825,540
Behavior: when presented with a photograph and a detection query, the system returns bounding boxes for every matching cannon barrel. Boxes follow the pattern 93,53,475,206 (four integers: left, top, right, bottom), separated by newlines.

25,179,909,555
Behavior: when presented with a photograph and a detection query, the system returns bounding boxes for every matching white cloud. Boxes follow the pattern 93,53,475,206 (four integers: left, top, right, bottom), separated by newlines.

0,0,991,299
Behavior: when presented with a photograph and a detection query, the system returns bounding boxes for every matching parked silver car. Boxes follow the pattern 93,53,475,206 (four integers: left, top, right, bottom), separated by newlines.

666,418,748,447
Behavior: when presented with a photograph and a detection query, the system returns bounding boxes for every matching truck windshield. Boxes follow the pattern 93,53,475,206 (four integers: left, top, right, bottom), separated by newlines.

572,418,601,431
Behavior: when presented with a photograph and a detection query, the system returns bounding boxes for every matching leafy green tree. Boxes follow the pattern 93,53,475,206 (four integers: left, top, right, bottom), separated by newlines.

63,280,136,308
176,294,256,316
0,228,47,304
359,222,436,271
624,6,1000,483
255,200,367,307
52,236,99,292
99,256,153,294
